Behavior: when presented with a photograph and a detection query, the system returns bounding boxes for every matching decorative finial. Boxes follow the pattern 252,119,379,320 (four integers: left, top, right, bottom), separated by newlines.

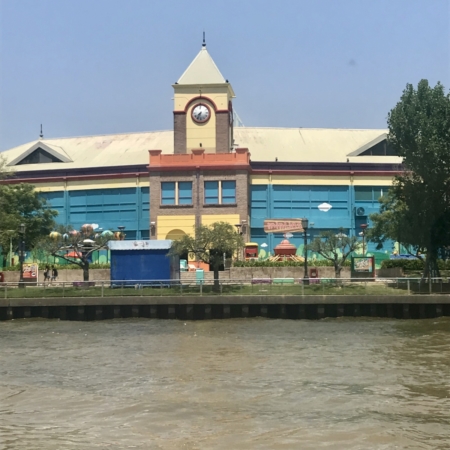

202,31,206,47
39,124,43,138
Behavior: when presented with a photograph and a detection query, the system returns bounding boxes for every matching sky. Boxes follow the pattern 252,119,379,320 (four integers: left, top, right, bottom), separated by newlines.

0,0,449,151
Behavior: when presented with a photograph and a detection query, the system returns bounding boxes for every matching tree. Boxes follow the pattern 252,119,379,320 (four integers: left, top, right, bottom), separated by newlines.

0,154,10,180
169,222,244,289
369,80,450,279
307,228,360,278
0,183,57,267
367,190,425,259
39,225,118,281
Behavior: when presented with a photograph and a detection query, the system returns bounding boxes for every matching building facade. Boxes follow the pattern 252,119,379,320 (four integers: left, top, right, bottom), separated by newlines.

1,43,401,263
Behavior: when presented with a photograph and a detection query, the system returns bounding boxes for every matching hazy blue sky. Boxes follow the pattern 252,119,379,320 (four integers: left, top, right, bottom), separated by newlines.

1,0,449,151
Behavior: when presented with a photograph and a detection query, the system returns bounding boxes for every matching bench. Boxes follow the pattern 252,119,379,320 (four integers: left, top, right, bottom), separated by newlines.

273,278,295,284
251,278,272,284
72,281,96,289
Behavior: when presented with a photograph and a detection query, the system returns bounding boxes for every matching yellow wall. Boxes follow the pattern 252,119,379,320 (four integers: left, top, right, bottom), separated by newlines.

250,174,394,186
26,177,149,192
173,87,231,112
173,84,233,153
353,176,395,186
157,215,195,240
201,214,240,227
186,99,217,151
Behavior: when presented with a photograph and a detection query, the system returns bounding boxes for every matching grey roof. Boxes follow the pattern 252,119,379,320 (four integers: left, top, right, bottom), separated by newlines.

108,240,172,250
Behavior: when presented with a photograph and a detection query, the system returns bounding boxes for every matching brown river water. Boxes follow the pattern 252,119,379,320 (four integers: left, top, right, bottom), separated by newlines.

0,317,449,450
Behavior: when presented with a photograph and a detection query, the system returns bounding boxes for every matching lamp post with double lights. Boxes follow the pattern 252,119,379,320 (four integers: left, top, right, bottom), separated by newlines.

301,218,309,285
360,224,368,256
235,223,243,261
18,223,26,288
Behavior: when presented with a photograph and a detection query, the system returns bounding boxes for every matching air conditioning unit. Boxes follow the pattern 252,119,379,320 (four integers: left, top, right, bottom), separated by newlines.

356,207,366,216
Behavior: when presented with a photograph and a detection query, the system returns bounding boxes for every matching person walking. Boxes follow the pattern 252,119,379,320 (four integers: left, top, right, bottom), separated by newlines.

51,265,58,283
43,265,51,283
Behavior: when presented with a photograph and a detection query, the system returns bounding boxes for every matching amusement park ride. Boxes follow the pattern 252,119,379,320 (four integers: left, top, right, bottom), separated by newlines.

243,233,305,262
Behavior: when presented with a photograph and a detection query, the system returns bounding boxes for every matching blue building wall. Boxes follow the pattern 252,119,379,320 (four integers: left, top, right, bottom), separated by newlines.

41,187,150,239
41,184,393,258
249,184,392,256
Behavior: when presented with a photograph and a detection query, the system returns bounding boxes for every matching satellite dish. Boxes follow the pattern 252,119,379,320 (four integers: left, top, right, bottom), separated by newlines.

318,202,332,212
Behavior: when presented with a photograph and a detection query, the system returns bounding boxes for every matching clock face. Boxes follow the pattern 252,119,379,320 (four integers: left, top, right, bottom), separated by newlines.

192,104,210,123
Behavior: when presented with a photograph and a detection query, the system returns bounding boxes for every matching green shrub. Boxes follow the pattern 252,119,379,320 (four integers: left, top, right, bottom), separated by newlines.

233,259,350,268
380,258,450,271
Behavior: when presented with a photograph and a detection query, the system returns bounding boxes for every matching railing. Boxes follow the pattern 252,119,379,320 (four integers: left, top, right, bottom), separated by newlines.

1,277,450,299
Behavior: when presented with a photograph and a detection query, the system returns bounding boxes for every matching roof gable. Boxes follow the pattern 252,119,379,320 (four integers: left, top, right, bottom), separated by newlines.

177,46,226,85
8,141,72,166
347,133,397,157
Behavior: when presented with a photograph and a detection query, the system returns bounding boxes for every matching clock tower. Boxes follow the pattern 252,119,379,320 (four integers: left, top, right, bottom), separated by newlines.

173,42,235,154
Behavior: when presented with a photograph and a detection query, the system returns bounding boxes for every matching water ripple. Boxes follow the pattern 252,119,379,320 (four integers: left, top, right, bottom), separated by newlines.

0,317,449,449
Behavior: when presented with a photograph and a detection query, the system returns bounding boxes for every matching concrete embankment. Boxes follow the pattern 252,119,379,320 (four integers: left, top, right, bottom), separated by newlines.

1,295,449,321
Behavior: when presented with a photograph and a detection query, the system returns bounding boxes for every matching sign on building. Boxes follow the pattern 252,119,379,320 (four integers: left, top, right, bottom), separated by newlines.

263,219,304,234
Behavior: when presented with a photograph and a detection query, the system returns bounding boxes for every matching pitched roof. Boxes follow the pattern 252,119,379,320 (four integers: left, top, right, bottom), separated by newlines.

177,46,226,85
0,127,402,173
1,131,174,172
233,128,401,163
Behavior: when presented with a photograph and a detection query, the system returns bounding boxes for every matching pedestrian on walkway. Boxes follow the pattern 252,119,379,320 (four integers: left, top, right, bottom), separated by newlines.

43,265,51,283
51,265,58,283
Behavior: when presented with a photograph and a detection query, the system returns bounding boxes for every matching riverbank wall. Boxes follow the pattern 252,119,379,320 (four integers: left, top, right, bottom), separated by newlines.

1,295,449,321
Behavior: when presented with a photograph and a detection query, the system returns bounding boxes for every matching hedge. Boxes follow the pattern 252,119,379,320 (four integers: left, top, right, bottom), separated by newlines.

233,259,351,268
380,259,450,271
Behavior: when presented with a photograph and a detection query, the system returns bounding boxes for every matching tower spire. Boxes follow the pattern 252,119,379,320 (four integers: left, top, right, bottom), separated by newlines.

202,31,206,47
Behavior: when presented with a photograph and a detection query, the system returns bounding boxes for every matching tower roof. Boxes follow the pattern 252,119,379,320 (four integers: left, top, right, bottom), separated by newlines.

177,46,226,85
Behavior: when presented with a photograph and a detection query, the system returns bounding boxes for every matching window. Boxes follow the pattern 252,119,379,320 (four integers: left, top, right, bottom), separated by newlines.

204,180,236,205
161,181,192,205
355,187,372,201
205,181,219,204
355,186,386,202
161,182,176,205
222,181,236,204
16,148,62,165
178,182,193,205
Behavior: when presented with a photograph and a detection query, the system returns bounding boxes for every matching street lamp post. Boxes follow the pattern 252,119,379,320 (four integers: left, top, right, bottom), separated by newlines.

235,224,243,261
18,223,25,288
360,224,368,256
301,218,309,285
9,234,13,267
